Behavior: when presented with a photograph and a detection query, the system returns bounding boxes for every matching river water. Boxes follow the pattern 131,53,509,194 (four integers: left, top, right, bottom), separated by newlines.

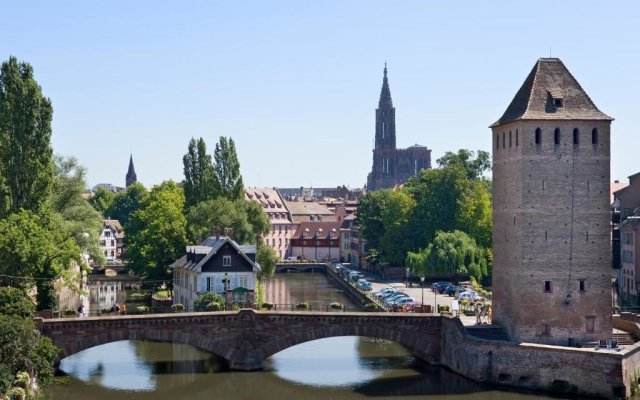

44,273,560,399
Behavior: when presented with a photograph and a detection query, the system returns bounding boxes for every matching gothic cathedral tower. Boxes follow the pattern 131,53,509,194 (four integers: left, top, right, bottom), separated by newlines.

491,58,612,345
126,154,137,188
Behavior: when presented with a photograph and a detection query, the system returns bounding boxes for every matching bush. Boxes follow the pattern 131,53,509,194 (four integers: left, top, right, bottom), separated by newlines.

194,292,225,311
62,309,77,317
438,305,450,313
329,302,343,310
0,288,35,318
13,372,29,389
363,303,378,312
9,386,25,400
262,302,274,310
136,306,149,314
295,302,309,310
206,302,223,311
171,304,184,312
127,292,149,302
101,307,112,314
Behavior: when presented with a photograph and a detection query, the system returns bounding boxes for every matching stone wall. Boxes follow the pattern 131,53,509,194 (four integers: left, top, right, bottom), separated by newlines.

440,316,627,398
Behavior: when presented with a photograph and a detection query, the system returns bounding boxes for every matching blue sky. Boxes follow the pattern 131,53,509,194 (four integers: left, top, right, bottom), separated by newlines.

1,1,638,189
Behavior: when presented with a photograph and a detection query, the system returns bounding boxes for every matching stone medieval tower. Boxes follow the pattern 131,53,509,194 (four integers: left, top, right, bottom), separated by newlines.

491,58,612,345
367,65,431,190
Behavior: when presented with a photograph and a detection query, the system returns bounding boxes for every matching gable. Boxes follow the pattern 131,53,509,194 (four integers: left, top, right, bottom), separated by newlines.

201,242,255,273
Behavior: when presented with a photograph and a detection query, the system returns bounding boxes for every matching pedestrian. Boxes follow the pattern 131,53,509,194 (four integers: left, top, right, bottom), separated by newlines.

115,304,121,315
487,305,493,324
77,304,84,318
474,303,481,324
120,303,127,315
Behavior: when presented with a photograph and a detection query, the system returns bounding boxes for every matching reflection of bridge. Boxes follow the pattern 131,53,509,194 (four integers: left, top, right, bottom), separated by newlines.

37,309,441,370
274,262,326,273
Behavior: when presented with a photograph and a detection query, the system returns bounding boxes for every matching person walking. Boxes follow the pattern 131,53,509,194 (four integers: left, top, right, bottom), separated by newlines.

77,304,85,318
474,303,481,324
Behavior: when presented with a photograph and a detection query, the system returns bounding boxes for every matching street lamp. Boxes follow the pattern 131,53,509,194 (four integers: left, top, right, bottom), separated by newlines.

420,276,425,312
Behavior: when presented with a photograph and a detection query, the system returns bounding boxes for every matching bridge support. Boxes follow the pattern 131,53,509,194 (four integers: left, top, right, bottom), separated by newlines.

227,338,264,371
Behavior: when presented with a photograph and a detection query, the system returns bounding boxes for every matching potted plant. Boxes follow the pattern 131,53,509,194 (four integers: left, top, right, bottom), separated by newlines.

329,302,344,310
171,303,184,312
295,302,309,310
262,302,274,311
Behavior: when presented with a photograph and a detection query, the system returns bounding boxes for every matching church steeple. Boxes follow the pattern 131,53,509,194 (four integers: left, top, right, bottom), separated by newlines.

126,154,137,188
375,64,396,149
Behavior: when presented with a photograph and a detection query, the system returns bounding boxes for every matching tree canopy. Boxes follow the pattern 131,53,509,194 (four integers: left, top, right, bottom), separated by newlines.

212,136,244,201
183,137,216,208
0,56,54,217
436,149,491,180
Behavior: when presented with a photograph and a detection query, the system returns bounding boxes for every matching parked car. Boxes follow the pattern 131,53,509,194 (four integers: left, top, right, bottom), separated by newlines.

458,291,484,302
380,291,407,301
390,297,416,306
432,282,452,292
444,284,462,296
374,288,396,298
357,279,372,291
384,293,411,304
286,256,298,262
350,272,363,282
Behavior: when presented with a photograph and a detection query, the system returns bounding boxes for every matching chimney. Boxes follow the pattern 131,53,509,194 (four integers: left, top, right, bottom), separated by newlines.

211,227,220,239
225,228,234,239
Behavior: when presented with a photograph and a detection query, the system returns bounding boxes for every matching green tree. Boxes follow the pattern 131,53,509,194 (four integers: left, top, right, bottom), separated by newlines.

88,186,115,217
457,180,492,248
357,189,394,251
407,230,488,282
0,56,54,217
126,181,187,286
379,190,415,266
256,242,277,278
186,198,269,245
0,286,58,396
212,136,244,200
183,137,216,208
0,287,35,318
106,181,146,227
436,149,491,180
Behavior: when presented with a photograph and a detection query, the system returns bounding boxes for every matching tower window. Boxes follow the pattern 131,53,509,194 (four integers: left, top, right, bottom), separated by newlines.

516,130,519,146
509,131,512,148
535,128,541,145
554,98,563,108
544,281,552,293
502,132,505,149
579,280,586,292
554,128,561,145
592,128,599,145
496,134,499,150
573,128,579,145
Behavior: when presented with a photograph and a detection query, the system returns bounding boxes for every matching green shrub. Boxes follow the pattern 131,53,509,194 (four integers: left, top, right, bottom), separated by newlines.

363,303,378,312
206,302,223,311
194,292,225,311
127,292,150,302
171,304,184,312
0,287,35,318
9,386,25,400
438,305,450,313
101,307,112,314
62,309,77,317
295,302,309,310
136,306,149,314
329,302,343,310
262,302,274,310
13,372,29,389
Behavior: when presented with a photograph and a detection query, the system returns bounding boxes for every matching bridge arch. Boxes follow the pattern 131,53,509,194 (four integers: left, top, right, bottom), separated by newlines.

39,310,443,371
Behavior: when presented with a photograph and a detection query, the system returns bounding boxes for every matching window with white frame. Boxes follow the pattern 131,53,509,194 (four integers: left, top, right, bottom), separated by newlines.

238,275,248,288
223,255,231,267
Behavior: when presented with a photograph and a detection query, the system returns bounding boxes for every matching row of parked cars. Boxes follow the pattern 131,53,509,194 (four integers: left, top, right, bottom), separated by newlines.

430,281,485,302
336,264,373,291
372,287,416,307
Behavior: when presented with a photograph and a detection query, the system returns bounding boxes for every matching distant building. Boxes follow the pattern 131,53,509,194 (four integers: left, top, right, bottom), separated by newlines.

171,236,259,310
91,183,124,193
614,173,640,220
98,219,124,262
366,65,432,191
621,216,640,304
491,58,612,345
290,221,342,262
284,201,335,223
245,188,293,259
126,154,137,188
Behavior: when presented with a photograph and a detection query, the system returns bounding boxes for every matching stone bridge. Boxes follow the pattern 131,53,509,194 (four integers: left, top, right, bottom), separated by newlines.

37,309,442,370
274,262,326,273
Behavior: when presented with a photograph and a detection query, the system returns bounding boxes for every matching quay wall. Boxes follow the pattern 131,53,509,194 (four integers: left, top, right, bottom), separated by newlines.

440,317,628,398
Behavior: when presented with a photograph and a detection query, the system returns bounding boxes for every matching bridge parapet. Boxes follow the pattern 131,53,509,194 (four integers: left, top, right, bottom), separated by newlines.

40,309,443,370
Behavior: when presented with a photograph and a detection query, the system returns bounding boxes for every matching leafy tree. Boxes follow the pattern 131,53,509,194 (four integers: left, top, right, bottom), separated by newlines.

436,149,491,180
407,230,488,282
256,242,277,278
0,286,58,396
186,198,269,245
0,287,35,318
183,137,216,208
379,190,415,266
105,181,146,227
0,56,54,217
457,180,492,248
212,136,244,200
88,186,115,217
357,189,394,251
126,181,187,286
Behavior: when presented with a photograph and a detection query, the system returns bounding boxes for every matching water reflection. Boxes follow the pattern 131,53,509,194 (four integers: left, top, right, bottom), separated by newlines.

263,272,358,310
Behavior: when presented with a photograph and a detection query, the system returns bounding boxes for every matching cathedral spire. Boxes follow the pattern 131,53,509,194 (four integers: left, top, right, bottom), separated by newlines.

126,154,137,188
379,63,393,108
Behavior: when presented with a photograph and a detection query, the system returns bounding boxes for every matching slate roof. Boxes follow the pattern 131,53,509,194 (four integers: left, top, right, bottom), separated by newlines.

492,58,612,127
170,236,260,273
291,221,343,240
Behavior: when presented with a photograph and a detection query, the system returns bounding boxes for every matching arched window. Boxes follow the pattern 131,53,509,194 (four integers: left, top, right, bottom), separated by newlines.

502,132,505,149
535,128,541,145
496,134,499,150
573,128,579,145
592,128,599,145
516,129,519,146
554,128,561,145
509,131,512,148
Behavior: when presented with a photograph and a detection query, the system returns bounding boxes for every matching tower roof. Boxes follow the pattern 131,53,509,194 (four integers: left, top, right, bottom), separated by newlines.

491,58,612,127
126,154,137,187
378,63,393,108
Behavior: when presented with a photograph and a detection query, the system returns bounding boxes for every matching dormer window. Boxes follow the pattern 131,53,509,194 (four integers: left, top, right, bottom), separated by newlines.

553,98,563,108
